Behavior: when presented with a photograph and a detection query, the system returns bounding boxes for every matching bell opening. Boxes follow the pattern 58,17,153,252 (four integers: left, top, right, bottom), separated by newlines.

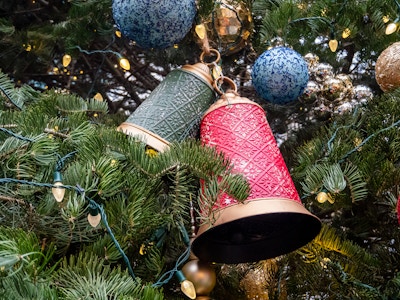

192,199,321,264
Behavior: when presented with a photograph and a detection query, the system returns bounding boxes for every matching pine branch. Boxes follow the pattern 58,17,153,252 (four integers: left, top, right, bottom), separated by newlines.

343,162,368,203
55,251,164,299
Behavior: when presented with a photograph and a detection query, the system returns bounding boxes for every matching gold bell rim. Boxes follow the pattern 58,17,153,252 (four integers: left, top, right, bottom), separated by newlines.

192,198,321,264
117,122,170,153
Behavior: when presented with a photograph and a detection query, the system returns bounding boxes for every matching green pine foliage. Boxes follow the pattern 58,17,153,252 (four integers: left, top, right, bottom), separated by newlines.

1,0,400,298
0,71,250,298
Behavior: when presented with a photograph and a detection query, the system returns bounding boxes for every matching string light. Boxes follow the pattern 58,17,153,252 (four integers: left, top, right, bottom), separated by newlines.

386,0,400,35
62,54,72,67
175,270,196,299
87,203,101,227
385,19,398,35
52,171,65,202
328,25,338,52
328,39,338,52
383,15,390,23
118,57,130,70
75,46,130,71
0,129,204,294
195,24,206,39
93,93,103,101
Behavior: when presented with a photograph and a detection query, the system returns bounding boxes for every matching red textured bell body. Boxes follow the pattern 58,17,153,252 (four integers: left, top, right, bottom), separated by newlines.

192,91,321,264
200,96,300,206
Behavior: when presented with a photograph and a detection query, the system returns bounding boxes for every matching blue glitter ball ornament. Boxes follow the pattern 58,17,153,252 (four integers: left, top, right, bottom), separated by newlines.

252,47,309,104
112,0,196,49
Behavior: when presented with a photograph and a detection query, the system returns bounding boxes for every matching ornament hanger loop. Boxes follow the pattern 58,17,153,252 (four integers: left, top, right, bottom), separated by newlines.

200,48,221,65
213,76,237,95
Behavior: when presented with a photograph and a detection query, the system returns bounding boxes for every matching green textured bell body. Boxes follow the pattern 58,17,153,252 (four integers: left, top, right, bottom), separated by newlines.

118,63,215,152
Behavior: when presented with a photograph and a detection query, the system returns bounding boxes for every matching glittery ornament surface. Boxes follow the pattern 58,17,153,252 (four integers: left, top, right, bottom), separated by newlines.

196,0,253,55
314,62,334,83
323,74,353,103
252,47,309,104
112,0,196,49
353,85,373,104
375,42,400,92
300,80,321,103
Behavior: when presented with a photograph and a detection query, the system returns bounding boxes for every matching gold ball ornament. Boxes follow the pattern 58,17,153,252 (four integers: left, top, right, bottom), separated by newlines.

181,260,216,297
353,84,373,104
300,80,321,103
323,77,345,102
323,74,353,103
196,0,253,56
304,53,320,71
375,42,400,92
314,63,334,83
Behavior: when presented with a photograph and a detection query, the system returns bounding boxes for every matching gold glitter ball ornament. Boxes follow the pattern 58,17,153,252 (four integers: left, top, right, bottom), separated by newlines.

196,0,253,56
375,42,400,92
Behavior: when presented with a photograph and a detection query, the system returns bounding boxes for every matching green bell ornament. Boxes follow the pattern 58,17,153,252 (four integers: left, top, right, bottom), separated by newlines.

118,50,219,152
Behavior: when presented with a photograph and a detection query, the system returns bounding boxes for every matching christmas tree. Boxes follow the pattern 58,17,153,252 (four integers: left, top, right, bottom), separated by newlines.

1,0,400,299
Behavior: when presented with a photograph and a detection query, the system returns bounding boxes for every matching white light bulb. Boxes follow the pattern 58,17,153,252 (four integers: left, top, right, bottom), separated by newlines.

385,23,397,35
87,213,101,227
52,182,65,202
180,279,196,299
119,57,130,70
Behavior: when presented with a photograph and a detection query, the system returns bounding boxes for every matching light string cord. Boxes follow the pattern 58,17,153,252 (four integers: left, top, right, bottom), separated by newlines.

0,177,192,284
0,128,193,287
87,198,136,279
0,127,34,142
0,177,138,279
395,0,400,11
338,118,400,164
151,223,191,288
85,34,116,98
326,108,360,154
75,45,123,59
55,151,78,171
289,0,348,42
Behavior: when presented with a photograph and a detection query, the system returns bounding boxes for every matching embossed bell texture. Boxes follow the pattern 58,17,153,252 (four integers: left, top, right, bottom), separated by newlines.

118,52,219,152
192,79,321,264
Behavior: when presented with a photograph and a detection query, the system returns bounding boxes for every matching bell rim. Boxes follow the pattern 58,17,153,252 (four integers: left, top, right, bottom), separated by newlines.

192,198,321,264
117,122,170,152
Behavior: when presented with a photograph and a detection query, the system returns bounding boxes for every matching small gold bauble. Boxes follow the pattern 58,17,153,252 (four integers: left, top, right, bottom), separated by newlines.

181,259,216,296
196,0,253,55
300,80,321,103
323,77,344,102
353,84,373,103
304,53,320,70
375,42,400,92
314,63,334,83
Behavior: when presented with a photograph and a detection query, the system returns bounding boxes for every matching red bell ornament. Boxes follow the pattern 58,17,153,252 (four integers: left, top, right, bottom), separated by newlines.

192,78,321,264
